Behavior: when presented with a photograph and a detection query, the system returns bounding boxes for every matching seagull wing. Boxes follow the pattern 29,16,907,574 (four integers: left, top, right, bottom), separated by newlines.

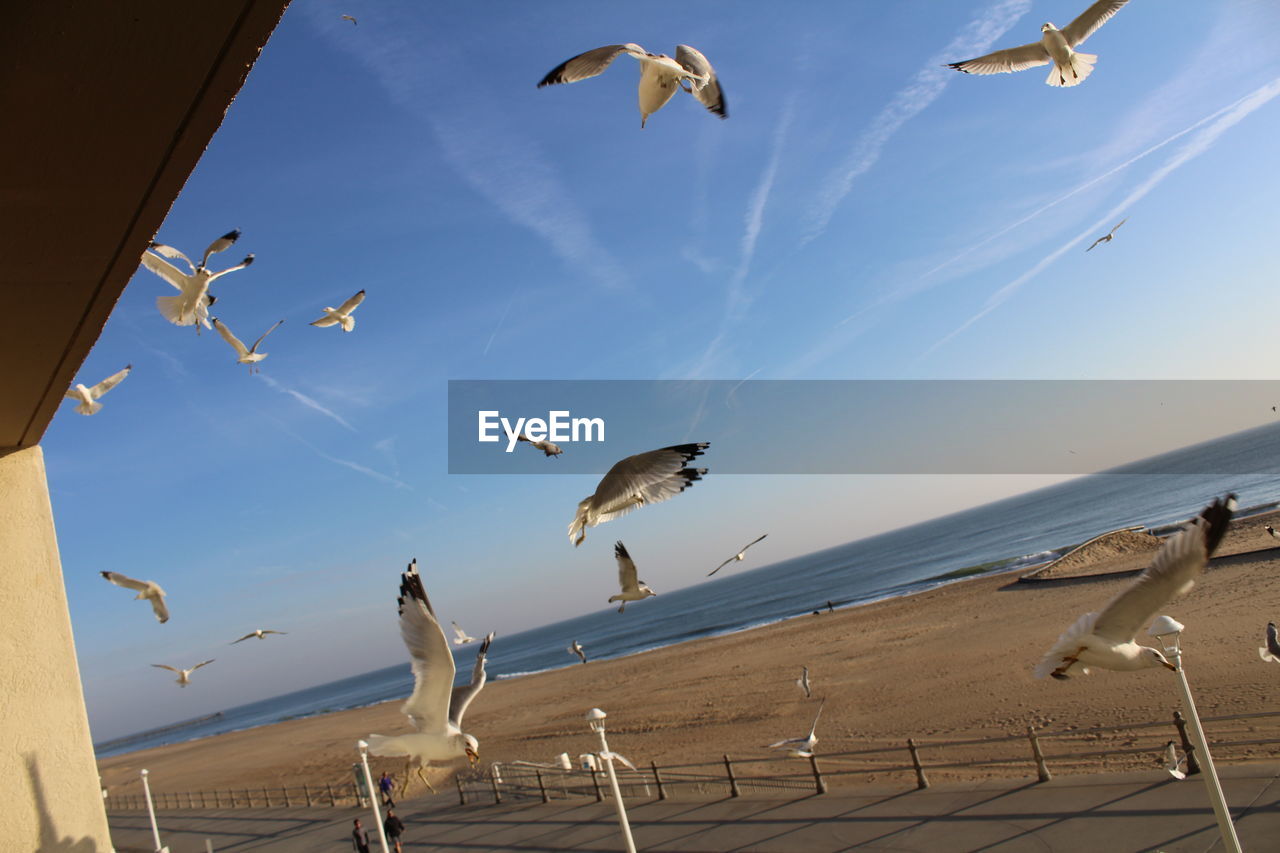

1091,495,1234,643
396,561,456,734
201,229,241,267
1061,0,1131,47
152,664,180,673
337,290,366,314
1086,236,1106,252
247,320,284,354
310,314,339,327
707,556,736,577
231,632,256,644
1268,623,1280,658
592,443,710,524
212,318,251,358
604,751,637,771
615,541,639,593
101,571,150,592
741,533,768,552
150,595,170,624
676,45,726,119
88,365,132,399
1109,217,1129,236
261,629,287,636
140,250,191,291
190,659,216,672
449,632,493,728
538,44,646,87
147,243,196,274
808,699,826,738
947,42,1051,76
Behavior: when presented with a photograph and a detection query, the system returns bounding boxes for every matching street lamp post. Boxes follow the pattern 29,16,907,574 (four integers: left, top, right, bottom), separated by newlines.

139,769,165,853
355,740,391,853
1148,616,1241,853
587,708,637,853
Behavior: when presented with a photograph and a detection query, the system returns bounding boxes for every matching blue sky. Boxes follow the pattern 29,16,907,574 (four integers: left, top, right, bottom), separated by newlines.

47,0,1280,740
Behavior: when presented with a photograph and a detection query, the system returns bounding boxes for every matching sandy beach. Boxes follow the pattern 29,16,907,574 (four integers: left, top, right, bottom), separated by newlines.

97,511,1280,800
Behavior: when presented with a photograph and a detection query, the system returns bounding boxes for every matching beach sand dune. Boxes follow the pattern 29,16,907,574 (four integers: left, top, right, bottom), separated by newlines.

98,515,1280,799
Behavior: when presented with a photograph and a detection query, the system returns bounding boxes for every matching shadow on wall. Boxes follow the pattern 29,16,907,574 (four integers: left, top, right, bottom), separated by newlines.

26,754,101,853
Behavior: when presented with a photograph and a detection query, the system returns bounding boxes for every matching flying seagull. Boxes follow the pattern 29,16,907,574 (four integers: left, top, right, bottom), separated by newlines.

797,666,811,699
211,318,283,373
568,640,588,664
1259,622,1280,663
1162,741,1187,780
310,289,365,332
367,560,492,792
947,0,1130,87
568,443,708,546
451,621,477,645
152,660,215,687
231,629,287,644
708,534,769,577
518,434,563,457
341,14,357,25
140,231,254,330
1035,494,1235,680
100,571,169,623
610,541,657,613
538,43,726,128
768,699,825,758
65,365,132,416
1265,525,1280,540
1086,218,1128,252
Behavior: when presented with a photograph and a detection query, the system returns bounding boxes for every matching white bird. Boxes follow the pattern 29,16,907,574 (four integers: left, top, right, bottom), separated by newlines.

517,434,563,457
451,621,477,645
64,365,132,415
341,14,357,25
600,751,637,771
1035,494,1235,680
769,699,825,758
100,571,169,623
609,541,657,613
797,666,811,699
568,640,588,664
538,43,726,128
1259,622,1280,663
568,443,708,546
230,629,288,644
1086,218,1128,252
367,560,491,792
947,0,1130,88
310,289,365,332
140,231,254,330
1163,741,1187,780
211,318,283,373
708,534,769,577
152,660,215,687
1265,525,1280,540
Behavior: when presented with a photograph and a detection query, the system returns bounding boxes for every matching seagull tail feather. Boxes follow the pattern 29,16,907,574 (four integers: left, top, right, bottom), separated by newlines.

156,294,195,326
341,316,356,333
1034,611,1098,679
75,399,103,415
1047,52,1096,87
365,734,407,757
1260,647,1278,663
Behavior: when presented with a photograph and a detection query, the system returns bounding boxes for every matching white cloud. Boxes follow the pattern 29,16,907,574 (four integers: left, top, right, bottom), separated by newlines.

256,373,357,432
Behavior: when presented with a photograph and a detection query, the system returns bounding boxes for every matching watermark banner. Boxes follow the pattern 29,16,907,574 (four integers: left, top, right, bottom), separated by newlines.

447,380,1280,475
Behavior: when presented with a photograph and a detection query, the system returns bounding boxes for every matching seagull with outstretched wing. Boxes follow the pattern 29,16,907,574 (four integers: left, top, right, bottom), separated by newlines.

100,571,169,623
231,629,287,644
609,542,656,613
797,666,811,698
65,365,132,415
152,659,214,687
1086,218,1128,252
310,290,365,332
947,0,1130,88
140,230,254,330
212,318,283,373
768,699,825,758
451,621,477,645
568,640,588,664
708,534,768,577
568,443,708,546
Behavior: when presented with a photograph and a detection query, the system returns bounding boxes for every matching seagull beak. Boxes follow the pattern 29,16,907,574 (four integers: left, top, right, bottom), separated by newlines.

465,747,479,765
1162,660,1178,672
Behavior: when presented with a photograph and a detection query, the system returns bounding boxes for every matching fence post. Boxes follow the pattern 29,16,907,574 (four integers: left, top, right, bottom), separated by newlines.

327,782,336,807
651,761,667,801
533,769,549,804
455,774,466,806
263,786,271,807
188,791,195,808
591,766,603,802
200,790,207,808
282,786,291,807
724,755,740,798
809,755,828,795
1173,711,1201,776
490,766,503,804
1027,726,1052,782
907,739,929,790
245,788,254,807
230,789,238,808
304,784,313,807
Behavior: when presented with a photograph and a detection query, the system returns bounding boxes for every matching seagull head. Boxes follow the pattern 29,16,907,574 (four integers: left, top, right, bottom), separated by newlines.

463,734,480,765
1144,647,1177,671
1041,22,1058,33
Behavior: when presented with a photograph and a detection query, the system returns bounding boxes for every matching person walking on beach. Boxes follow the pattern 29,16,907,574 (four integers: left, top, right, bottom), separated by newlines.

378,770,396,807
384,809,406,853
351,818,370,853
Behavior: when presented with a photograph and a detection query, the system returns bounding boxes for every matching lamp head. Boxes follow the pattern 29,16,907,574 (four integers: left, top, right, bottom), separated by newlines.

356,739,369,754
586,707,607,732
1148,615,1185,657
140,769,149,777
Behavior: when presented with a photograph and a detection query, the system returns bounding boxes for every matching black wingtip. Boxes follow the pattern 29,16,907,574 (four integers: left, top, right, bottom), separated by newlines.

1199,493,1236,557
221,229,241,242
614,540,630,560
99,571,111,580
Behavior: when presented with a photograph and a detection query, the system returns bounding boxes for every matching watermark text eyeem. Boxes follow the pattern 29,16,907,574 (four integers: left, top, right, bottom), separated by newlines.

478,410,605,452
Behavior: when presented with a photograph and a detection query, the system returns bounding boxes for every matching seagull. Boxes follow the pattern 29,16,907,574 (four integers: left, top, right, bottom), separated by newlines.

1086,218,1128,252
708,534,769,577
64,365,132,415
610,541,657,613
451,621,477,645
230,629,287,644
517,434,563,457
1162,741,1187,780
1259,622,1280,663
152,660,215,688
1265,525,1280,540
768,699,825,758
100,571,169,623
538,43,726,128
367,560,491,792
1035,494,1235,680
341,14,357,25
797,666,811,698
140,231,254,330
310,289,365,332
947,0,1130,88
568,640,588,664
211,318,283,374
568,443,708,546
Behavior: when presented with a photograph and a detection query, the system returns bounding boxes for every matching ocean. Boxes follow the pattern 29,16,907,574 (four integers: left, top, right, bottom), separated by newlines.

93,420,1280,758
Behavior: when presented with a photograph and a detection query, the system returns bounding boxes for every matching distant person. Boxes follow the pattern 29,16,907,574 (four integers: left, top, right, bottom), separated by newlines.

384,809,406,853
826,600,834,613
378,771,396,807
351,818,370,853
